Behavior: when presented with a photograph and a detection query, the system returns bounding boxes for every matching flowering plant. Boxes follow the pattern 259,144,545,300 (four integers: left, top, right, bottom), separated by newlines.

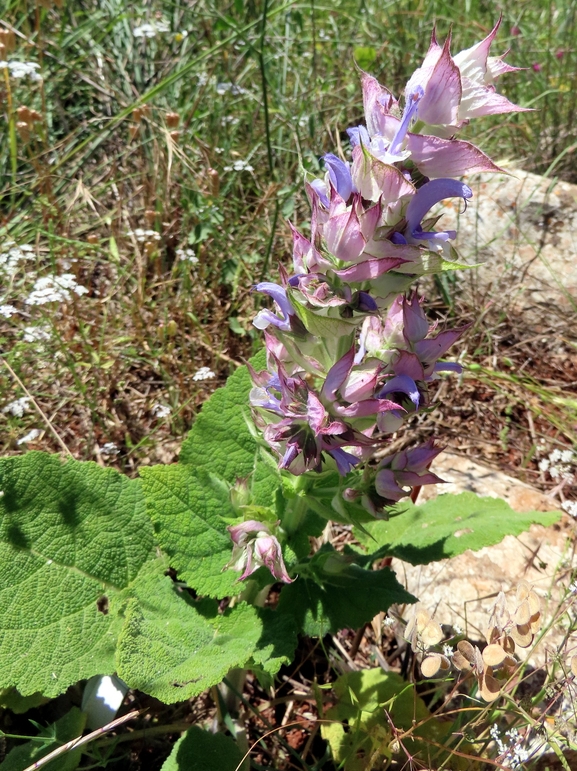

0,21,562,769
224,19,530,579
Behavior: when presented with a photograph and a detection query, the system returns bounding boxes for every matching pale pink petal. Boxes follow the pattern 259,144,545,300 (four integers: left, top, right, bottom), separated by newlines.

406,133,503,177
361,71,397,137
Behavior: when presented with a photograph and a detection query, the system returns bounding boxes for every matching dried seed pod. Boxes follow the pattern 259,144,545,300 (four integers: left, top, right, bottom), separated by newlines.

0,28,15,53
516,580,530,603
128,124,139,140
144,240,156,256
17,106,31,123
208,168,220,196
474,645,485,674
421,619,443,647
421,654,443,678
166,111,180,128
86,234,99,244
479,669,501,702
487,625,500,645
530,611,542,635
144,209,156,225
510,622,532,648
528,589,540,616
503,635,516,655
514,600,531,626
483,643,507,667
0,42,6,61
16,121,30,141
169,130,180,142
453,640,476,671
29,109,42,122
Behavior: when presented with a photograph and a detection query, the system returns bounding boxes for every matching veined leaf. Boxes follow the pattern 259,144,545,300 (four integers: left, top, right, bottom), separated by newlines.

0,452,153,698
140,464,239,598
354,492,561,565
115,566,294,703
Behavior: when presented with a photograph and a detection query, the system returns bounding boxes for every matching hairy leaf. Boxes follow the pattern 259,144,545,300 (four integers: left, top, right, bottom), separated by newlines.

277,550,415,636
354,492,561,565
0,453,153,697
161,725,243,771
115,567,291,703
179,354,265,482
140,464,239,597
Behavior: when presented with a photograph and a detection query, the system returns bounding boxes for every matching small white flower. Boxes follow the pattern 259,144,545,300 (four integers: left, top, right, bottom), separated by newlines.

100,442,119,456
176,248,198,264
133,21,169,38
152,403,171,418
23,325,51,343
4,60,42,80
193,366,216,382
3,397,30,417
221,115,240,126
0,304,17,318
442,644,454,658
127,228,161,243
25,274,88,305
17,428,42,445
562,500,577,518
215,147,224,154
538,458,550,472
224,159,254,172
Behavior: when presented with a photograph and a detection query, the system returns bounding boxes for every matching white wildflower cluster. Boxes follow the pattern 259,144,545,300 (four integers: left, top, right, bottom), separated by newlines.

17,428,41,445
562,500,577,518
25,274,88,306
216,82,246,96
224,160,254,172
0,60,42,81
0,241,34,277
490,725,530,769
128,228,161,243
176,247,198,264
100,442,119,456
221,116,240,126
193,366,216,382
23,325,51,343
3,397,30,417
152,403,171,418
133,20,170,38
538,448,575,481
0,304,17,318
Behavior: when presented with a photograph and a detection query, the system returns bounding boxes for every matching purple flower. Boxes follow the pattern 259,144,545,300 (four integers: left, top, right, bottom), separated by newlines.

404,178,472,243
226,520,293,583
375,439,444,502
253,282,296,332
323,153,356,201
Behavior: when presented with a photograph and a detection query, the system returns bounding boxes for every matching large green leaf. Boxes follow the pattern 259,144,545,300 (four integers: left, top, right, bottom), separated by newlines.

0,453,153,698
161,726,243,771
354,492,561,565
179,354,264,481
115,567,293,703
140,464,239,597
277,548,415,636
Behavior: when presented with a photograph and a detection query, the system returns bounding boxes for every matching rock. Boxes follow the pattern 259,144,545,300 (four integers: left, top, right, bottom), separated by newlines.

394,453,573,668
440,167,577,327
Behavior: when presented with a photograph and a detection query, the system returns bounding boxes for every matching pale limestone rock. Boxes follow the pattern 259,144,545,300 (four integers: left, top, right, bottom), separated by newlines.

394,453,574,667
440,167,577,325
